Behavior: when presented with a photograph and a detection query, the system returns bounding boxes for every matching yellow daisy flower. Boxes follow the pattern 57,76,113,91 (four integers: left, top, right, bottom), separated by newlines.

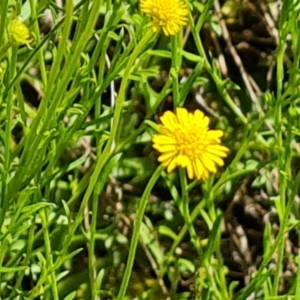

152,108,229,180
139,0,189,36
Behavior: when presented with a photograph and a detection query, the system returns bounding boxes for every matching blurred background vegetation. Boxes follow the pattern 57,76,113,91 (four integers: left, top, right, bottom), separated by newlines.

1,0,300,299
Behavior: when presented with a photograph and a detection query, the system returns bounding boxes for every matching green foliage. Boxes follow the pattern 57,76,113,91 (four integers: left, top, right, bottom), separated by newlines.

1,0,300,299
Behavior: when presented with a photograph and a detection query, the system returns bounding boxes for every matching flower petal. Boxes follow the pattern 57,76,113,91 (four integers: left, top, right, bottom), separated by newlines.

167,157,178,173
160,111,178,129
187,160,194,179
194,110,205,123
152,134,176,145
201,154,217,173
194,158,204,180
158,151,177,163
206,145,229,157
204,152,224,167
153,144,176,153
208,130,224,139
177,154,189,168
176,107,189,126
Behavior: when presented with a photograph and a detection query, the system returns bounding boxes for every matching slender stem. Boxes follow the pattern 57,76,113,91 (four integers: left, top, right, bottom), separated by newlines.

179,169,202,255
88,33,108,295
117,165,163,300
40,209,59,300
29,0,47,88
171,35,180,106
109,29,155,149
3,0,75,209
0,45,17,225
271,3,288,294
11,216,36,295
89,184,101,300
0,240,8,285
188,11,247,124
60,29,155,249
0,0,8,45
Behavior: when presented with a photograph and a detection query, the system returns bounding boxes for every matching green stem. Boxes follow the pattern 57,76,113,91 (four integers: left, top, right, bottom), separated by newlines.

3,0,75,209
60,29,155,249
88,36,107,296
0,239,8,285
271,5,288,294
18,157,120,296
89,184,101,300
29,0,47,88
171,35,180,106
179,169,202,255
40,209,59,300
0,0,8,45
188,11,247,124
0,45,17,226
108,28,156,149
11,216,36,295
117,165,163,300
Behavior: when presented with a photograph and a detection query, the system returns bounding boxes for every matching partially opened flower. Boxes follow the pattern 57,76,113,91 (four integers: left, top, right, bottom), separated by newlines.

8,19,31,46
140,0,189,36
152,108,229,180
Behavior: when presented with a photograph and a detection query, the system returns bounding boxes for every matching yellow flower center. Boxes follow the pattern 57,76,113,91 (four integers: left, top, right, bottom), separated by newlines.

151,1,180,22
174,125,208,159
140,0,188,35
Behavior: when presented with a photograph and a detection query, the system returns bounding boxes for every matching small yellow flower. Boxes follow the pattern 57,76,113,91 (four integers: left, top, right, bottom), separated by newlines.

8,19,31,46
140,0,189,36
152,108,229,180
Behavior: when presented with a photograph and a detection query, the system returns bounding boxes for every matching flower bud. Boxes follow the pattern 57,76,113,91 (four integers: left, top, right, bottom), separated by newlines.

8,19,31,46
